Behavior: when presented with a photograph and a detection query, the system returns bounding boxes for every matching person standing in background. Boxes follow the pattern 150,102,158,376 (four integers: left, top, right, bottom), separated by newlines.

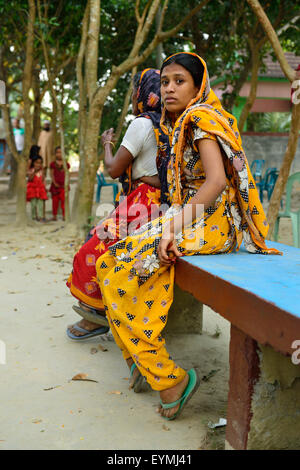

49,146,70,221
38,120,54,177
12,118,24,154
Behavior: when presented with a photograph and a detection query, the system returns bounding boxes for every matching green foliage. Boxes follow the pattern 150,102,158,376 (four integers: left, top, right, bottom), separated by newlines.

247,112,292,133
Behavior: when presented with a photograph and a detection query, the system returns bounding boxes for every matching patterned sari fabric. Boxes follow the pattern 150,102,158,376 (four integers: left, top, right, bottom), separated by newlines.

96,53,281,392
67,183,161,310
67,68,169,309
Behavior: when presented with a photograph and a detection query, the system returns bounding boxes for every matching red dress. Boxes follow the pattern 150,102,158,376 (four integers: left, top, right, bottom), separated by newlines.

67,183,161,309
26,172,48,201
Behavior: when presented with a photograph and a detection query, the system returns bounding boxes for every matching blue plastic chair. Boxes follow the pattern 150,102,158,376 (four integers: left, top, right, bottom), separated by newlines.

273,171,300,248
95,171,119,203
258,167,278,202
265,168,279,201
250,159,265,185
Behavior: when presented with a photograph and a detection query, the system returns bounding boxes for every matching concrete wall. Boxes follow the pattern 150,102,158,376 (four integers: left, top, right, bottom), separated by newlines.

242,133,300,174
248,344,300,450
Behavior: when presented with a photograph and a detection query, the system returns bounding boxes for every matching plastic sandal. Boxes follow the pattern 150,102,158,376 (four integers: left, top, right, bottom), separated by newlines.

129,363,146,393
72,304,109,327
159,368,200,421
66,323,110,340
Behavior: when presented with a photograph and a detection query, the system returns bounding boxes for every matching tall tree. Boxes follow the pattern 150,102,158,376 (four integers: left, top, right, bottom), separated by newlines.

246,0,300,237
74,0,209,230
0,0,36,225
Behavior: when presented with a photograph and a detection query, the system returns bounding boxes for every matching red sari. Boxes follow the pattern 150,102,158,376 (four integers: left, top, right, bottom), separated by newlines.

26,172,48,201
67,183,161,309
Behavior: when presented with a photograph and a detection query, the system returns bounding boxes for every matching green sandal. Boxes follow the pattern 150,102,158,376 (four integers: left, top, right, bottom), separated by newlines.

160,368,200,421
129,363,146,393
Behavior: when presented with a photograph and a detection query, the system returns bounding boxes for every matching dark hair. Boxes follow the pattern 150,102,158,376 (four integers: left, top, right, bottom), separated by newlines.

29,145,41,160
30,155,43,168
161,53,204,88
55,146,61,153
133,71,142,92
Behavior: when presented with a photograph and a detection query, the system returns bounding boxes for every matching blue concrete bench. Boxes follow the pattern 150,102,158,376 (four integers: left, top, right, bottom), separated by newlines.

173,241,300,450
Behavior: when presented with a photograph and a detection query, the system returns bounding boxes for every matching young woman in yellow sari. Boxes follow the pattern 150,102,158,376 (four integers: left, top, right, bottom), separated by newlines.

95,52,279,420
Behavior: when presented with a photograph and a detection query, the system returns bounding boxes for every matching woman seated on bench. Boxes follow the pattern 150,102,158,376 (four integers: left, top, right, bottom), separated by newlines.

66,68,170,340
95,52,279,420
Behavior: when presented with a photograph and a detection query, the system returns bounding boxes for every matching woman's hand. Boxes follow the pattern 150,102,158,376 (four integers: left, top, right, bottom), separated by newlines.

101,128,115,147
157,225,182,266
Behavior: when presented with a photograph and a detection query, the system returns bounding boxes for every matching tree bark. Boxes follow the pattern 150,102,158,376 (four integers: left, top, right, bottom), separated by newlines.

246,0,299,238
32,65,41,143
72,0,90,219
15,0,35,225
16,157,28,225
238,46,260,132
267,103,300,237
246,0,296,83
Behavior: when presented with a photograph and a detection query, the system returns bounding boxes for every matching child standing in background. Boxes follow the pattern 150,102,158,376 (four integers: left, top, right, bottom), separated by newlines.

26,156,48,221
49,146,70,221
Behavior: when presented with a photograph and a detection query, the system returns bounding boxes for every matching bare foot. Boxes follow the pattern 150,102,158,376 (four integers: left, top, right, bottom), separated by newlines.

157,373,189,419
67,318,102,337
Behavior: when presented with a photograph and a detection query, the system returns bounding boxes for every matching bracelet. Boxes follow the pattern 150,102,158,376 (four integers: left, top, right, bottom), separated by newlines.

103,140,115,148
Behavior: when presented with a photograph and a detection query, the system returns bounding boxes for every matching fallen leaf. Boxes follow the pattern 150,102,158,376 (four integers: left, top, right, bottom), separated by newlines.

32,419,42,424
51,314,64,318
71,373,98,383
108,390,122,395
162,424,170,431
98,344,108,352
90,348,98,355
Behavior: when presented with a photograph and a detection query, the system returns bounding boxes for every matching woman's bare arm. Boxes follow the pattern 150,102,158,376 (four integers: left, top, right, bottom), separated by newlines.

158,139,227,264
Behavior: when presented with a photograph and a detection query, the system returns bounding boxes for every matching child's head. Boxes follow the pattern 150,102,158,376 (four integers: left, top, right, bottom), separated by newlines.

33,156,43,171
55,146,63,167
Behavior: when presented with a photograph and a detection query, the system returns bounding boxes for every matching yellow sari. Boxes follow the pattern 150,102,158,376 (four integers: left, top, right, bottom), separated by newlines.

96,53,280,391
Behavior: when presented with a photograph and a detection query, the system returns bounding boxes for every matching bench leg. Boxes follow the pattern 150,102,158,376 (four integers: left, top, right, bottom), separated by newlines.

226,325,300,450
165,284,203,335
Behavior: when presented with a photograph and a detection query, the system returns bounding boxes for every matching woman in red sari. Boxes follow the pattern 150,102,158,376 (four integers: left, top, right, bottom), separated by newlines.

66,68,170,340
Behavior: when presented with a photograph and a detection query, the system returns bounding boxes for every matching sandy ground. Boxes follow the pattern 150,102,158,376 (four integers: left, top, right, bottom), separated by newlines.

0,178,295,450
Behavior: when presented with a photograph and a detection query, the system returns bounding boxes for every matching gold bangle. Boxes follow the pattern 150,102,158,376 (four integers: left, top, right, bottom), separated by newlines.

103,140,115,148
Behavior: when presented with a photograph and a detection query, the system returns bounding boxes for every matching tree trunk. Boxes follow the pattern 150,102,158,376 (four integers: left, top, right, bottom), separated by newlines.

15,0,35,225
223,59,252,112
16,157,28,225
238,47,260,132
7,152,18,199
72,0,89,220
155,6,163,69
267,103,300,237
246,0,296,83
51,98,59,148
75,105,102,229
32,66,41,143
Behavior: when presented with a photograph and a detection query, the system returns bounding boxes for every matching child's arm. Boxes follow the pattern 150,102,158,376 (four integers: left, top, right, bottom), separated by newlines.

27,168,35,181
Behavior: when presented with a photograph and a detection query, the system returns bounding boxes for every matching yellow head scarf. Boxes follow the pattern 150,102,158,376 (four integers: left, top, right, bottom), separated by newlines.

161,52,280,255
